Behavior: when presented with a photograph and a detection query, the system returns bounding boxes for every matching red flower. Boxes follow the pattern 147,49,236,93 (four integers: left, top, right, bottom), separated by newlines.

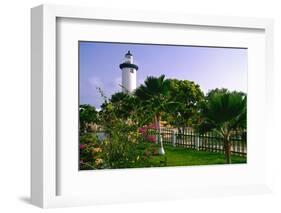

147,135,156,142
80,144,86,149
139,127,146,133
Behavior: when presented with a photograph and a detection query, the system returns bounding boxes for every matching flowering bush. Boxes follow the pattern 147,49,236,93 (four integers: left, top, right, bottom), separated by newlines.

100,119,153,169
79,133,105,170
79,90,163,170
79,128,160,169
139,124,157,143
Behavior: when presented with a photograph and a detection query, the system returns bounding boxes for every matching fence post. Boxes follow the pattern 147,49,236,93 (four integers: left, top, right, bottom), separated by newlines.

172,130,176,147
196,134,200,150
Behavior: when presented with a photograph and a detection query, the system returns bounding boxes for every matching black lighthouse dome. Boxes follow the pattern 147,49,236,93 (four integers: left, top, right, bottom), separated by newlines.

119,51,139,70
125,50,133,56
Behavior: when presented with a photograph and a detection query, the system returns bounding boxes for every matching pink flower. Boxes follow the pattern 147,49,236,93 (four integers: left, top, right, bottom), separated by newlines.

147,135,156,142
80,144,86,149
139,128,145,133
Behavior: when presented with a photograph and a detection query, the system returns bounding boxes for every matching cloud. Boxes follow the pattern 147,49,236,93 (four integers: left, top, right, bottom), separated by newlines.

88,77,103,89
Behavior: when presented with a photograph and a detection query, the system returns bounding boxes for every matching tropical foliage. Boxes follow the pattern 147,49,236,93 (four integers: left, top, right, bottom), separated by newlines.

135,75,173,155
79,76,247,168
197,89,246,163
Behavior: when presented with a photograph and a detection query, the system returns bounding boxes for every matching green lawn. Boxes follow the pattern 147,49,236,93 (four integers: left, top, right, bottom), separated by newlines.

148,145,247,167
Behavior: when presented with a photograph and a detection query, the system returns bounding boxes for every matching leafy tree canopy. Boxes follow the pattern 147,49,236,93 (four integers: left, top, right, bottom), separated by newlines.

165,79,204,128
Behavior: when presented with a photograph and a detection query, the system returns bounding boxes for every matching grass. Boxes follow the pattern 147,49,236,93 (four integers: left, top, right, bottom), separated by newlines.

148,145,247,167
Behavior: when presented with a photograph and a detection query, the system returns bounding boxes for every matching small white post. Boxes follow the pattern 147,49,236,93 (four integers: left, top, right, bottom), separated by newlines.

173,130,176,147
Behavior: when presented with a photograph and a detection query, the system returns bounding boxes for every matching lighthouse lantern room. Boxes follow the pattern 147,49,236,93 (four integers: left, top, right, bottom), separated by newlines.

119,51,139,93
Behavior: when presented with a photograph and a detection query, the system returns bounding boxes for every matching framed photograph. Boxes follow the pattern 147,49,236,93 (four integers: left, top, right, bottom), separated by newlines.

31,4,274,208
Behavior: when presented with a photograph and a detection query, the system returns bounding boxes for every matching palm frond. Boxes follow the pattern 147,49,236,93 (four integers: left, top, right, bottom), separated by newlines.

199,92,246,135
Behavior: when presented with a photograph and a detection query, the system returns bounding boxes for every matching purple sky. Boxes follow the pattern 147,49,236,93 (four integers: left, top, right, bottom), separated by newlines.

79,41,247,109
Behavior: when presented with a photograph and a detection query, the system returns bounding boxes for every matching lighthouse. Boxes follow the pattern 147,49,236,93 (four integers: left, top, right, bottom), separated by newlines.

119,51,139,93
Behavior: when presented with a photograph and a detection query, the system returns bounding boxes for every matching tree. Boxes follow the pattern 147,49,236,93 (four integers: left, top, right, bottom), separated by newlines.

109,92,134,120
206,88,246,99
166,79,204,134
79,104,98,133
198,90,246,164
102,92,151,126
206,88,229,99
96,91,159,169
135,75,172,155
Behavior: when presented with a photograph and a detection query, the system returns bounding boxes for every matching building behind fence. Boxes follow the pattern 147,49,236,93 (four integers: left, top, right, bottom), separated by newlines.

160,128,247,156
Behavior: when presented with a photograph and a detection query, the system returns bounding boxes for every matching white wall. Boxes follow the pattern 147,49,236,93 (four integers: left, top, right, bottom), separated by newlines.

0,0,280,212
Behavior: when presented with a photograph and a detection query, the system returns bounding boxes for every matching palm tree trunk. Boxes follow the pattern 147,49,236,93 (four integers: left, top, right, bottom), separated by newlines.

156,114,165,155
224,137,232,164
154,115,158,144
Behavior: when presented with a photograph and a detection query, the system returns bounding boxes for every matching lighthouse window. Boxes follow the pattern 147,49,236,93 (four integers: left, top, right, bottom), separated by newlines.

130,69,134,73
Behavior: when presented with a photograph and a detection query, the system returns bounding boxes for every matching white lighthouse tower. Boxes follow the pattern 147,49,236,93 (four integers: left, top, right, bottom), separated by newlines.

119,51,139,93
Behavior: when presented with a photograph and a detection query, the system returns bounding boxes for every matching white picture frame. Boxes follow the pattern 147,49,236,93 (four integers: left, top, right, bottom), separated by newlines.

31,4,274,208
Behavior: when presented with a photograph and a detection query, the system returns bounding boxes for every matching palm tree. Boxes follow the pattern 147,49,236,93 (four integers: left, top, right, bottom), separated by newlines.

198,91,246,164
135,75,171,155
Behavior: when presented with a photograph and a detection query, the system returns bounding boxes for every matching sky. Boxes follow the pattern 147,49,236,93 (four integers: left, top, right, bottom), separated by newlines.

79,41,247,109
